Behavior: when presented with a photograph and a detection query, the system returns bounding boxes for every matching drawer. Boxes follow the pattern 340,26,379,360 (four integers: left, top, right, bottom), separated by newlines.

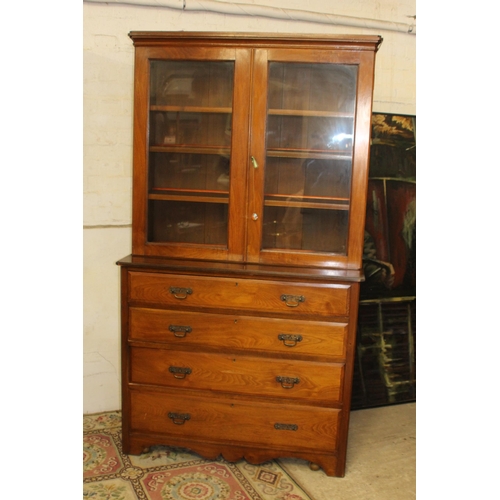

130,388,340,453
129,307,348,358
130,347,344,404
128,271,350,317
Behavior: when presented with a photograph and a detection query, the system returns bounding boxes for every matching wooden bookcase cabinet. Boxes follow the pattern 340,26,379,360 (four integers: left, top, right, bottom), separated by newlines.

118,32,382,477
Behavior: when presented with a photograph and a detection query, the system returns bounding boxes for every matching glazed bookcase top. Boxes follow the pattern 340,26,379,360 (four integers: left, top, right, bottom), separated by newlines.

129,31,382,272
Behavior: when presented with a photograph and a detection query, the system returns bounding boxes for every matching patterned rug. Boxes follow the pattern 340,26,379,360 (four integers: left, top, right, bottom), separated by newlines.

84,411,313,500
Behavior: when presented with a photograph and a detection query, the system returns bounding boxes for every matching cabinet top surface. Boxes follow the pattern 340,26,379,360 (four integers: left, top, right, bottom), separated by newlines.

117,255,364,282
128,31,383,50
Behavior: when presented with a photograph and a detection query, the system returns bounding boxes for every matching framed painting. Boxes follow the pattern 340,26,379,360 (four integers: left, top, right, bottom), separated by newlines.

352,113,416,410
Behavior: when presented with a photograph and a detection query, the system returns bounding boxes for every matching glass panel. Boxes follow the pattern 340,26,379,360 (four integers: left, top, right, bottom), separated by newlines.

150,112,231,147
262,207,348,253
147,61,234,245
148,201,228,245
150,61,234,108
263,62,357,254
149,153,230,192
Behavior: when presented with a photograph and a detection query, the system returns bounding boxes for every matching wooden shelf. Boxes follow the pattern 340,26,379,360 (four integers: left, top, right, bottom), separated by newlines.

151,107,351,118
151,105,232,114
265,193,349,211
150,146,349,159
267,148,352,160
268,109,354,118
149,189,229,204
150,145,230,155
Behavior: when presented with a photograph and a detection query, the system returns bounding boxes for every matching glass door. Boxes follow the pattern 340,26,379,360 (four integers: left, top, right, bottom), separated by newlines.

263,61,357,254
132,46,251,260
247,48,372,268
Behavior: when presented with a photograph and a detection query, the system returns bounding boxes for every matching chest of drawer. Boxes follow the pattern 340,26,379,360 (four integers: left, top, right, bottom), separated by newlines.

129,307,348,359
130,388,340,453
130,347,344,404
128,271,351,317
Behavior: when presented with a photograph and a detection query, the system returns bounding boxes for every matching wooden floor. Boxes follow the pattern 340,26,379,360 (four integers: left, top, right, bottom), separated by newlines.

278,402,416,499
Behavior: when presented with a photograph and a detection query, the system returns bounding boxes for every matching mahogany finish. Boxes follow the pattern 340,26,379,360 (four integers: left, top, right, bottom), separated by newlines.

118,32,382,477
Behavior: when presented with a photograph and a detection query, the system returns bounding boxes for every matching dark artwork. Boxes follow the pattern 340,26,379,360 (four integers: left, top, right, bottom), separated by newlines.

351,113,416,410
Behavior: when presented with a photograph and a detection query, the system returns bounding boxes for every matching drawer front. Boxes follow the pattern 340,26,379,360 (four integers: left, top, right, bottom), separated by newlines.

130,347,344,404
130,307,348,358
128,271,350,317
130,388,340,452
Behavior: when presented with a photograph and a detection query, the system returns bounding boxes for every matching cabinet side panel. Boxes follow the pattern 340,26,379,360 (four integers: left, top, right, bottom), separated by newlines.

335,281,360,476
120,267,132,453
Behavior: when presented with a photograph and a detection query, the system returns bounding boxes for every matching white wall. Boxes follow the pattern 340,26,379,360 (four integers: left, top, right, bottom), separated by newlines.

83,0,416,414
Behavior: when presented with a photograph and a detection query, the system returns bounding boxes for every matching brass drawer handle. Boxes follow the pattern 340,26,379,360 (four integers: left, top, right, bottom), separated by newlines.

276,376,300,389
168,412,191,425
169,286,193,299
278,333,303,347
280,294,305,307
169,366,192,379
168,325,192,338
274,423,298,431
